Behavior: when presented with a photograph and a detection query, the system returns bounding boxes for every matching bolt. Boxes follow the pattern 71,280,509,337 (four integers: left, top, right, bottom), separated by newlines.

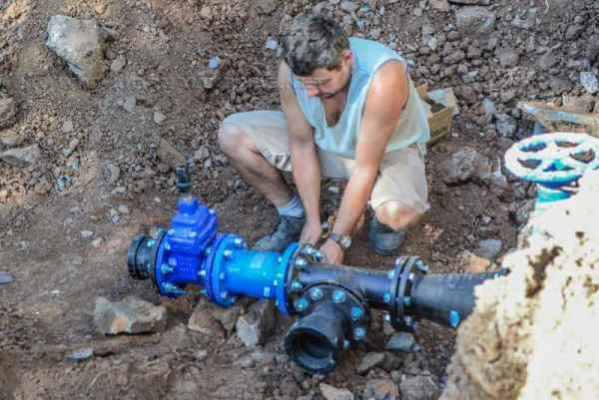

408,273,415,282
309,287,324,301
354,327,366,340
404,316,414,327
295,258,307,268
160,264,174,275
219,272,225,281
200,289,207,296
168,229,175,236
163,242,171,251
343,340,351,350
273,280,278,287
205,248,211,256
146,239,156,248
189,231,197,238
290,281,303,292
383,293,392,303
263,287,271,297
198,270,206,277
277,257,283,263
387,270,395,279
208,209,215,214
162,283,184,295
415,259,429,273
223,249,233,259
350,306,363,321
449,310,461,328
294,298,309,312
168,257,177,267
234,238,244,247
332,290,346,303
221,291,228,299
384,313,391,322
403,296,412,307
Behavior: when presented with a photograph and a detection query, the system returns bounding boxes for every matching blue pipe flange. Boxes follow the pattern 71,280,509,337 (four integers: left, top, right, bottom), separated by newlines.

206,234,244,307
277,243,300,315
289,283,370,344
505,132,599,188
390,256,428,332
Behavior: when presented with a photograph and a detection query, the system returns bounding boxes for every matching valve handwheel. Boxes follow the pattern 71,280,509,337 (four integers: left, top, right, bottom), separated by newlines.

505,132,599,185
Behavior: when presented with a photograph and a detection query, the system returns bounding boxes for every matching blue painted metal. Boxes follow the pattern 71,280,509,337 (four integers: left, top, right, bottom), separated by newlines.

505,132,599,208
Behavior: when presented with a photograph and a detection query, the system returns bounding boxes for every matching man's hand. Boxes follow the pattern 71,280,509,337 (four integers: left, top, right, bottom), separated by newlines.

300,219,322,245
320,238,344,264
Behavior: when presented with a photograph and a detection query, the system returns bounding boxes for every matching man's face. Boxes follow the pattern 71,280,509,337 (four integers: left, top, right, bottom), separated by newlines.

296,51,353,99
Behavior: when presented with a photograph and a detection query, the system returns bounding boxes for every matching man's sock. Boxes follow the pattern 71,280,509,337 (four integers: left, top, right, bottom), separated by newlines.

277,194,305,218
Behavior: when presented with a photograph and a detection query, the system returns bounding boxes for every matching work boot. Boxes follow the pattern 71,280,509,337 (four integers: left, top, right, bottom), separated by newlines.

253,215,305,252
368,217,407,256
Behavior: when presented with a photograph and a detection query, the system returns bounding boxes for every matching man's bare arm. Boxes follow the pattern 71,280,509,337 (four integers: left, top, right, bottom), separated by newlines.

332,61,409,236
278,62,322,238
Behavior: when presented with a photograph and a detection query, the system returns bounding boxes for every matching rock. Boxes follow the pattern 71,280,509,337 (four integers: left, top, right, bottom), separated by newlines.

117,205,130,214
482,98,496,117
157,139,186,170
449,0,490,4
363,379,399,400
0,130,23,149
441,147,491,184
459,250,492,273
357,352,385,374
0,144,41,168
265,38,278,50
399,375,440,400
512,199,535,226
500,89,516,103
319,383,354,400
193,145,210,161
66,348,94,363
340,1,359,13
153,111,166,125
188,303,225,338
561,95,594,113
46,16,111,89
386,332,419,352
62,119,74,133
580,71,598,94
475,239,503,260
495,113,517,138
255,0,278,14
455,7,496,35
236,300,276,347
211,304,241,333
430,0,450,12
94,296,167,335
538,51,559,71
111,55,127,73
565,24,584,41
80,230,94,239
496,47,519,67
102,162,121,185
201,69,223,90
444,50,466,65
0,97,17,129
208,56,221,70
0,271,14,285
122,96,136,113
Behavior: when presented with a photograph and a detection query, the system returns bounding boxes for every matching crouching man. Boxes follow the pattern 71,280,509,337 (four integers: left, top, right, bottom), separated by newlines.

218,14,430,264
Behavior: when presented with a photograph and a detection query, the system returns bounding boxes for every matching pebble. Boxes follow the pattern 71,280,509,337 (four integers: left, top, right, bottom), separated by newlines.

62,119,74,133
208,56,221,70
357,352,385,374
319,383,354,400
386,332,419,352
475,239,503,260
0,271,14,285
66,348,94,363
81,230,94,239
580,71,598,94
265,38,278,50
154,111,166,125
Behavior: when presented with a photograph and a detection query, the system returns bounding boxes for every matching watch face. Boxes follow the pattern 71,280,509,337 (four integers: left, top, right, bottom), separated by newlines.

340,236,351,248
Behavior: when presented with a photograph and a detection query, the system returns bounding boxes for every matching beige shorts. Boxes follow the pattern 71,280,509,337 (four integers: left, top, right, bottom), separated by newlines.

223,111,430,213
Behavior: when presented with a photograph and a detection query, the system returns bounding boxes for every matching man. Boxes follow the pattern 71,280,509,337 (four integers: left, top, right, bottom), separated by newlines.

218,14,430,264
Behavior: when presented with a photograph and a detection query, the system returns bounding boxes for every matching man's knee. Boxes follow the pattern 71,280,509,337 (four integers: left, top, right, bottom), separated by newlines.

375,202,424,231
217,119,252,158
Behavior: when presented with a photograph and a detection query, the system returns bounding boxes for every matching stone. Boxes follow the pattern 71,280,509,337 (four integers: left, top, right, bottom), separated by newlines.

236,300,276,347
0,271,14,285
561,95,594,113
430,0,450,12
102,162,121,185
0,144,41,168
111,55,127,73
62,119,74,133
455,7,496,35
122,96,136,113
475,239,503,260
81,230,94,239
193,145,210,161
357,352,385,374
500,89,516,103
66,348,94,363
0,130,23,149
580,72,598,94
211,304,241,333
449,0,490,4
153,111,166,125
459,250,492,273
199,6,212,18
0,98,17,129
565,24,585,41
363,379,399,400
538,51,559,71
386,332,419,352
482,98,496,117
495,113,517,138
441,147,491,184
496,48,519,67
444,50,466,65
340,1,359,13
94,296,167,335
46,16,111,89
399,375,440,400
157,139,186,170
255,0,278,14
319,383,354,400
265,38,278,50
188,303,225,338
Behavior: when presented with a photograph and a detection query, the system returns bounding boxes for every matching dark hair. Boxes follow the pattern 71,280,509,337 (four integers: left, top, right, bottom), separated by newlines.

280,14,350,76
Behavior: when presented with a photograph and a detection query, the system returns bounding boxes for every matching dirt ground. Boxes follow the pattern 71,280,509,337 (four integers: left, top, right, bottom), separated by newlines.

1,0,597,399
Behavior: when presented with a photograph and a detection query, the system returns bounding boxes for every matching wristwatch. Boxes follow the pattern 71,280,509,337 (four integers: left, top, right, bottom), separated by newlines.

329,233,352,250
